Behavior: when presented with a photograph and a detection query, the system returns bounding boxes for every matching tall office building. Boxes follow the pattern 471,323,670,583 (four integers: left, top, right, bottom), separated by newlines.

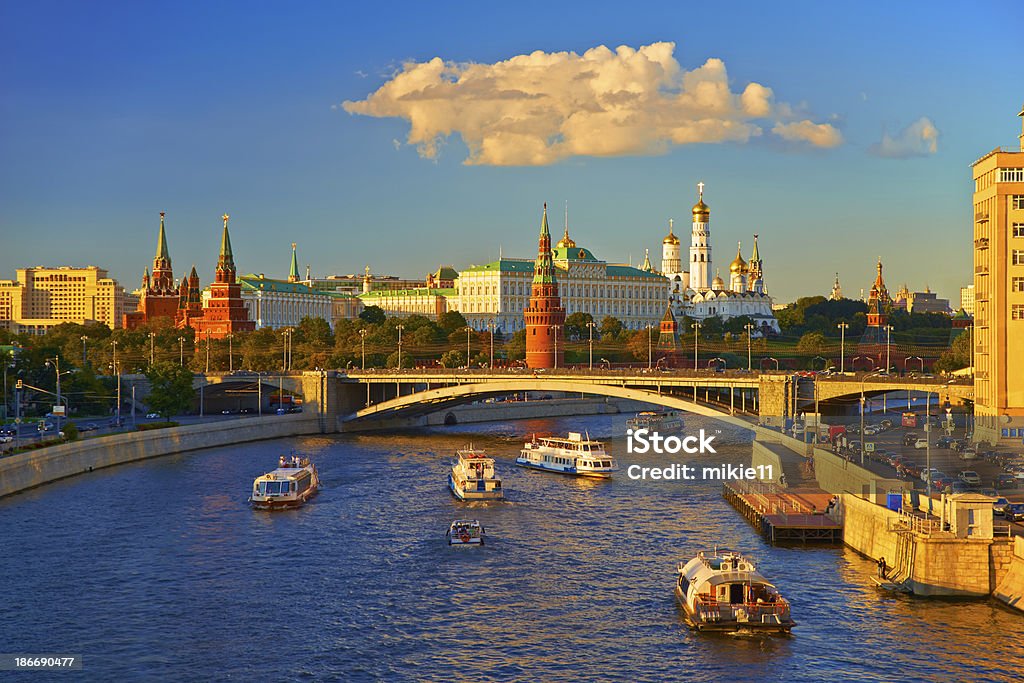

971,104,1024,445
0,265,127,333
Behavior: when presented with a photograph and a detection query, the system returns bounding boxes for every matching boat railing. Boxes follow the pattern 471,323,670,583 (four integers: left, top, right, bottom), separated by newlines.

692,595,790,622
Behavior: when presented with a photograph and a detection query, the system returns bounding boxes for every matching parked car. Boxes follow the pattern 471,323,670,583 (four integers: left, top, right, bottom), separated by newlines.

913,438,929,449
992,497,1011,516
880,419,893,429
958,471,982,486
943,481,969,494
146,412,160,419
996,473,1018,489
936,436,955,448
0,435,12,443
959,447,978,460
903,432,920,446
1,426,17,437
38,421,54,432
921,467,941,482
1004,504,1024,523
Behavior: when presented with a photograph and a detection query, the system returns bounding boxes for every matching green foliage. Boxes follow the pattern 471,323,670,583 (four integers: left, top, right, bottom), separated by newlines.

385,350,414,368
599,316,624,340
145,362,195,419
796,331,828,354
359,305,386,324
564,312,594,341
440,350,465,368
61,421,79,441
505,330,526,361
934,331,971,373
437,311,468,335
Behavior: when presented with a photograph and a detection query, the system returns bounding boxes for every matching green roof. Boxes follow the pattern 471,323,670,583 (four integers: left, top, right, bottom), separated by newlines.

552,246,599,261
359,287,453,299
606,265,668,280
461,259,534,273
239,274,324,295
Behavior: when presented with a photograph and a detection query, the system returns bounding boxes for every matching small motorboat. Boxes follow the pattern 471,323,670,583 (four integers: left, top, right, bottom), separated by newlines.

449,446,503,500
249,455,320,510
446,519,485,546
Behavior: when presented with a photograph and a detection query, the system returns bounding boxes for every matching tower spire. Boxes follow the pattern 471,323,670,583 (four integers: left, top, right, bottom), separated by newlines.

155,212,170,261
216,213,236,283
289,242,299,282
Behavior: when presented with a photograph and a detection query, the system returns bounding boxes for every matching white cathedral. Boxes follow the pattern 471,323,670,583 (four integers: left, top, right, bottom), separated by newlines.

655,183,780,334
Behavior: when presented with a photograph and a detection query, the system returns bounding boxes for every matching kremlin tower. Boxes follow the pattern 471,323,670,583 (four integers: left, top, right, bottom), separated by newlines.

190,214,255,338
689,182,713,292
124,212,181,328
524,204,565,369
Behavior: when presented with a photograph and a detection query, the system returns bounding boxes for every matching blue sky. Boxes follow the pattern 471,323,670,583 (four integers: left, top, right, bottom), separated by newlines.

1,1,1022,304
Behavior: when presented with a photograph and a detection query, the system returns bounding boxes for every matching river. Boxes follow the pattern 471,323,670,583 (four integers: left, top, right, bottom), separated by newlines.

1,414,1021,681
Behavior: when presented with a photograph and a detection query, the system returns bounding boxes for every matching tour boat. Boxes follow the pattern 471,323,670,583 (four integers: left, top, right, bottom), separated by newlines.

448,446,504,501
675,549,795,634
516,431,618,478
447,519,485,546
249,455,320,510
626,410,684,432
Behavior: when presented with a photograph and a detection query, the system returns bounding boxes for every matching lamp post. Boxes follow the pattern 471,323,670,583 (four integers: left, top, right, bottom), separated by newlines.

80,335,89,368
859,369,884,466
396,324,405,369
647,324,653,370
281,330,289,374
852,355,874,372
922,384,948,514
837,322,849,374
906,355,924,373
551,325,560,370
744,323,754,371
600,357,610,369
359,329,368,370
227,333,234,373
487,319,494,369
109,359,122,427
111,339,118,374
465,327,472,369
693,321,702,371
282,329,293,371
708,357,726,370
178,337,185,366
205,330,212,373
586,321,596,371
45,356,72,430
761,357,779,371
883,325,894,374
149,332,156,366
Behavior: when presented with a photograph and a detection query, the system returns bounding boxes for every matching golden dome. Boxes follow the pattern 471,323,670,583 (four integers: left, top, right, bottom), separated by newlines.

729,242,747,273
692,199,710,217
712,273,725,289
556,228,576,249
663,219,679,245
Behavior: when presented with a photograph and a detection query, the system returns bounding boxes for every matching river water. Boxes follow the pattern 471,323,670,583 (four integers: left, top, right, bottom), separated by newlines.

2,414,1022,682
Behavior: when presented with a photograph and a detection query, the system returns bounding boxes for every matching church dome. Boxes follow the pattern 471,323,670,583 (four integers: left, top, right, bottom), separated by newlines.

712,272,725,290
556,228,576,249
729,243,747,273
662,219,679,245
692,199,710,219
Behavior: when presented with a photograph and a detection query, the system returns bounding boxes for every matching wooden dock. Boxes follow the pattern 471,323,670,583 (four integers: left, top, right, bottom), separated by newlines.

723,481,843,543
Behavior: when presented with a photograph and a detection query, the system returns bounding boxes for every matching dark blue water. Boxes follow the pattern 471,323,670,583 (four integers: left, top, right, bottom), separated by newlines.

2,414,1022,681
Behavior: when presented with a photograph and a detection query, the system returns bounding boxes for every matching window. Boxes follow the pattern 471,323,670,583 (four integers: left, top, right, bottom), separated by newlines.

1013,304,1024,321
1014,195,1024,210
1014,277,1024,293
1001,168,1024,183
1014,223,1024,238
1015,250,1024,266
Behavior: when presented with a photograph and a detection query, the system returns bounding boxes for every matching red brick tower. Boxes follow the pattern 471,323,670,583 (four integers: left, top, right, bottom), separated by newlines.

124,212,180,328
524,204,565,369
192,214,254,338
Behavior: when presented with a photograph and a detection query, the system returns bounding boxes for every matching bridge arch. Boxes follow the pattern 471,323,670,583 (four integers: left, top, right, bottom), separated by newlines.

343,379,756,431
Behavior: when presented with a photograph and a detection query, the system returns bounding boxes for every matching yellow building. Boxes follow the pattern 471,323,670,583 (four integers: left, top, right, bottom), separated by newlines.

0,265,127,334
971,104,1024,445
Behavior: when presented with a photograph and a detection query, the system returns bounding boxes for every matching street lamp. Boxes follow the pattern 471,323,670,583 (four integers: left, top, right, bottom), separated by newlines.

761,357,779,371
487,319,494,369
227,333,234,373
2,351,13,421
708,357,726,370
45,356,73,430
464,326,473,369
906,355,924,373
551,325,560,370
281,329,293,372
859,369,885,466
744,323,754,371
837,322,849,374
647,324,653,370
149,332,156,366
396,324,405,369
111,339,118,375
80,335,89,367
883,325,894,375
205,330,212,373
586,321,597,371
177,337,185,366
108,359,122,427
600,357,610,369
359,329,368,370
852,355,874,372
922,383,950,514
693,321,702,371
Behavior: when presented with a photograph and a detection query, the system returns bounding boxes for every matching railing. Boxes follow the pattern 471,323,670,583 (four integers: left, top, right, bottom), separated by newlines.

889,509,942,536
692,595,791,623
994,523,1013,537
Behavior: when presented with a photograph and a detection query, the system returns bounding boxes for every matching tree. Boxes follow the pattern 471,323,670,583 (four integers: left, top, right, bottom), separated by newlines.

359,305,386,324
440,350,465,368
599,316,624,340
385,351,414,368
145,362,195,420
796,331,828,354
505,329,526,361
438,311,468,335
564,312,594,341
934,332,971,373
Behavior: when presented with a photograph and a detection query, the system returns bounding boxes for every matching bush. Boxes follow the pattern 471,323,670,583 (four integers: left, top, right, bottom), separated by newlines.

137,421,179,431
62,422,79,442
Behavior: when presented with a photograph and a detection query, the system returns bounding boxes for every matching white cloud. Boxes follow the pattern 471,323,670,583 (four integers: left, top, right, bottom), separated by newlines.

342,41,842,166
871,117,939,159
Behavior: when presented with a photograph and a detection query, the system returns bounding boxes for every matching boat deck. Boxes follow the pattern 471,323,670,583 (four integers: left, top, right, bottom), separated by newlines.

723,482,842,543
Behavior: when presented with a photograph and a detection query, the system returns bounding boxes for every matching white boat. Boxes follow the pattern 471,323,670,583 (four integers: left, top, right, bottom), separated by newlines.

448,446,503,500
447,519,485,546
626,410,684,432
516,432,618,478
675,549,795,634
249,455,320,510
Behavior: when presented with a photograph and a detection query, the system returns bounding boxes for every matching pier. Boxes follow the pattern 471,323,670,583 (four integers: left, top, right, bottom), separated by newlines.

723,481,842,543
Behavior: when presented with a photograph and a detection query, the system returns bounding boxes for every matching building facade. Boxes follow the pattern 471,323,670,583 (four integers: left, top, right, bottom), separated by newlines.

1,265,127,334
971,105,1024,445
237,275,333,330
357,287,452,320
960,284,976,316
